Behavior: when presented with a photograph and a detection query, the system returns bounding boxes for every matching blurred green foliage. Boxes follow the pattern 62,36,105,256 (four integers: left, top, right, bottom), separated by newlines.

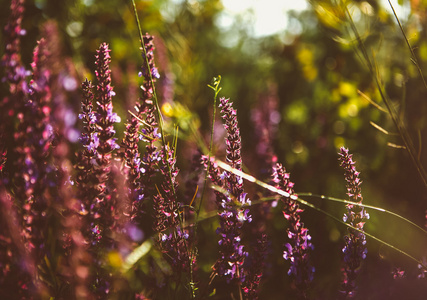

3,0,427,298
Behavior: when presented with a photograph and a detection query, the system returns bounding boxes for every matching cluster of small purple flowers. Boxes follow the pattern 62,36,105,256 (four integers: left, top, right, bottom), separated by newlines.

137,35,162,204
0,1,69,297
203,97,252,296
242,233,268,300
121,34,159,225
273,163,314,298
20,37,55,267
338,147,369,297
1,0,27,89
75,43,122,252
75,79,99,246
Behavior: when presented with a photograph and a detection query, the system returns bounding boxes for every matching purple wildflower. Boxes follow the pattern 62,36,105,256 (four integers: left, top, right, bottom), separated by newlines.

242,233,268,300
94,43,120,165
135,34,196,293
74,44,121,297
250,83,280,177
203,97,251,288
75,80,100,243
153,144,195,291
154,145,180,232
154,145,195,284
273,163,314,298
1,0,28,187
418,258,427,279
13,38,54,265
0,185,37,299
138,34,161,200
159,226,195,281
73,79,101,298
219,97,244,196
120,34,158,220
0,144,6,175
139,34,160,86
90,43,121,248
122,114,144,220
338,147,369,297
392,267,405,280
1,0,27,88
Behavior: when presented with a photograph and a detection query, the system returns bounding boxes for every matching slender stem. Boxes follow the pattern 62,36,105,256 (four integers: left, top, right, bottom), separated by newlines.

297,192,427,235
344,5,427,189
198,76,222,217
130,0,178,199
387,0,427,89
189,76,221,298
213,159,427,269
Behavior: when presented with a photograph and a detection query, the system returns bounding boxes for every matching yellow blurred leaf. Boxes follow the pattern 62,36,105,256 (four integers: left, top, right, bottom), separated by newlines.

108,251,123,269
313,2,343,29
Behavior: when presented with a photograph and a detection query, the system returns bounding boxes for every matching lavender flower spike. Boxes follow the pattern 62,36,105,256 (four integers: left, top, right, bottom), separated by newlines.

338,147,369,298
95,43,120,167
89,42,121,249
219,97,244,197
1,0,27,87
273,163,314,298
204,97,251,288
242,233,268,300
123,34,159,220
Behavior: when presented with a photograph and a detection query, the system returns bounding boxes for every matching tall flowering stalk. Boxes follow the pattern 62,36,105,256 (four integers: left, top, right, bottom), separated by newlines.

74,43,121,297
272,163,314,298
242,233,268,300
73,79,98,298
155,145,196,286
92,42,121,248
338,147,369,298
1,0,25,181
250,83,280,177
1,0,28,180
153,145,180,233
16,38,53,265
137,34,195,293
1,28,53,295
138,34,162,202
122,34,160,222
75,79,99,244
122,114,143,219
0,185,37,299
204,97,251,292
1,0,27,108
219,97,244,197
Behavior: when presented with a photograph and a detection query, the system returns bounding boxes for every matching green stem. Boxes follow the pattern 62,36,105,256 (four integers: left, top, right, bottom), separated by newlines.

130,0,178,199
344,4,427,189
197,76,222,217
387,0,427,90
298,192,427,235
